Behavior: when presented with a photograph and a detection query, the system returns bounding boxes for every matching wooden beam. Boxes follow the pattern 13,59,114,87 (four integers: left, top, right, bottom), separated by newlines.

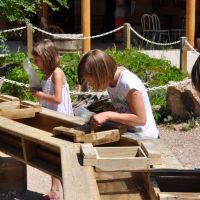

186,0,196,47
82,146,148,171
53,126,120,145
81,0,91,53
27,26,33,58
42,3,49,25
61,145,101,200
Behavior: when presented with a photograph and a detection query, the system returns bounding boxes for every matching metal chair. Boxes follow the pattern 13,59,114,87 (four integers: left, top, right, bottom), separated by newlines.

152,14,171,42
141,14,154,40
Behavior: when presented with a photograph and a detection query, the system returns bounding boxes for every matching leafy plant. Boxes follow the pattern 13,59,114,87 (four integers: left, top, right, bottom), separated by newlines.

60,52,79,89
0,0,68,24
106,48,187,87
1,66,35,100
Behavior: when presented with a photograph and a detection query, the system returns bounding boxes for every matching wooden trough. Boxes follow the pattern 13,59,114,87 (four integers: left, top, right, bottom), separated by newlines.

0,94,199,200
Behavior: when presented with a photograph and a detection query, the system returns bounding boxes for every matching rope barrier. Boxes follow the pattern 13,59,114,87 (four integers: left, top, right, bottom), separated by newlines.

0,26,26,33
0,25,181,46
32,25,124,40
2,77,191,95
4,78,29,88
185,40,200,55
130,27,180,46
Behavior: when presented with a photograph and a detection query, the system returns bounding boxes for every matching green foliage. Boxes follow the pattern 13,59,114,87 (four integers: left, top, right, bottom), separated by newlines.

106,48,187,87
0,0,68,23
0,33,8,54
60,52,79,89
4,51,26,63
148,89,168,123
1,65,35,101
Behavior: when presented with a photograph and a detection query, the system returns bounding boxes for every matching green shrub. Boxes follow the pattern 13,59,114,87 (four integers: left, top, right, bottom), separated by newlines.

106,48,187,87
1,66,35,100
60,53,79,89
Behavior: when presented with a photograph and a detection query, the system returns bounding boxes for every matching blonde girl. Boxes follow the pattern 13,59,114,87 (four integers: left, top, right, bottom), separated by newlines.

78,49,159,138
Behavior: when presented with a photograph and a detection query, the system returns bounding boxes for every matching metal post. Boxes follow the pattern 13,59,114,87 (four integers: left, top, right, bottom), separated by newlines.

123,23,131,49
180,36,187,73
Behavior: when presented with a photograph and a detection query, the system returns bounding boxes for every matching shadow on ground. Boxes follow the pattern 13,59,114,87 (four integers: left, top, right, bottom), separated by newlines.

0,190,43,200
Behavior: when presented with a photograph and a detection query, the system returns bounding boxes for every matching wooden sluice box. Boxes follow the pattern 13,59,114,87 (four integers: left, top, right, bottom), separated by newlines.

0,94,199,200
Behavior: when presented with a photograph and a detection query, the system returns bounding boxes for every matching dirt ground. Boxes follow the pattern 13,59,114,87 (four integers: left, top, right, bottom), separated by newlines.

0,123,200,200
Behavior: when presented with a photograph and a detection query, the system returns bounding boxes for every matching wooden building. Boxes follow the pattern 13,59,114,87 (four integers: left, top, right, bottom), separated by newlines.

0,0,199,51
40,0,199,50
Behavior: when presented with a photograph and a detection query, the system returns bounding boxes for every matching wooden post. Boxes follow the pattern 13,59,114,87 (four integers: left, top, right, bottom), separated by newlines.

180,37,188,73
27,26,33,58
123,23,131,49
81,0,91,53
185,0,196,47
42,3,49,25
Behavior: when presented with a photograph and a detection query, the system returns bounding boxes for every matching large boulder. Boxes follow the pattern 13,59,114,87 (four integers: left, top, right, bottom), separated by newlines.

167,80,200,120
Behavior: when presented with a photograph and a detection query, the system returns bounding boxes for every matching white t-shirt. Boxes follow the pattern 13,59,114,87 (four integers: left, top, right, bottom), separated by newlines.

107,67,159,138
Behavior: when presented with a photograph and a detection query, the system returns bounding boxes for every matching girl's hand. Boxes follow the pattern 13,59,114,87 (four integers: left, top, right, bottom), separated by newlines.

31,91,44,100
90,112,110,130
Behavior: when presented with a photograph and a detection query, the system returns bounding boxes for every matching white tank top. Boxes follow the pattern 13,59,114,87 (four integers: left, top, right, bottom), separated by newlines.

40,75,73,116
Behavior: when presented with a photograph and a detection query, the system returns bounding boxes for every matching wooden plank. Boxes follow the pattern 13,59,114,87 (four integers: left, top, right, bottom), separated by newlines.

95,157,148,172
95,171,135,181
83,146,148,171
140,172,160,200
60,145,101,200
17,110,85,133
140,140,161,158
98,179,149,200
0,101,20,110
96,147,141,157
140,140,162,166
53,126,85,138
76,129,120,145
81,143,96,159
0,94,19,102
54,126,121,145
0,107,36,119
40,107,85,127
21,100,42,112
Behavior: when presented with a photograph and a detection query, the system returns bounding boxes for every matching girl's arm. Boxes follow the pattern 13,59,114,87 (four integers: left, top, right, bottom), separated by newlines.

90,89,147,129
32,68,64,104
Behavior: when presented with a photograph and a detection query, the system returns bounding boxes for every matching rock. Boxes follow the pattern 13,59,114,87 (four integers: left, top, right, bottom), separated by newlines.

167,80,200,120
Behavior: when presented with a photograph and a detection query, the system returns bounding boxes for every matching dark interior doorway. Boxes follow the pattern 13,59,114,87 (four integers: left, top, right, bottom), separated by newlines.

105,0,116,36
50,0,74,33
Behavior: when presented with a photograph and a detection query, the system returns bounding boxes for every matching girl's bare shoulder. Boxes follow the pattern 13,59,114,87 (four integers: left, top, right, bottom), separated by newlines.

54,67,64,74
52,67,64,82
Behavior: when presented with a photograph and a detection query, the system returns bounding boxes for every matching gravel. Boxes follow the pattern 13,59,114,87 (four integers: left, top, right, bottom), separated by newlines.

0,124,200,200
